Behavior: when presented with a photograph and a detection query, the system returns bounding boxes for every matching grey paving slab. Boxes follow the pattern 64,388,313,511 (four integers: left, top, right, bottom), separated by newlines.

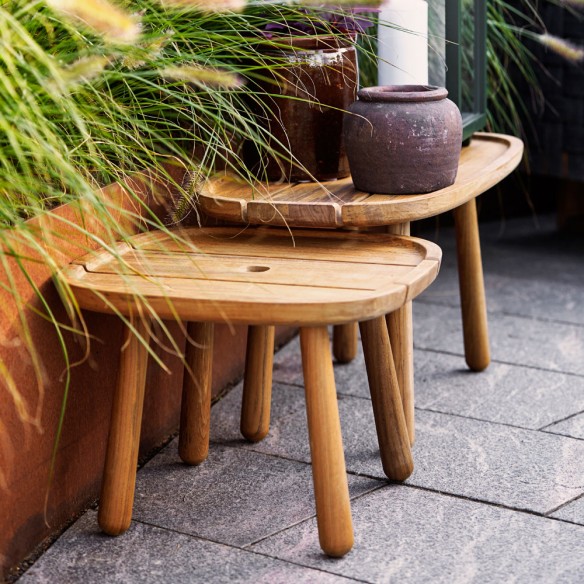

543,412,584,440
413,302,584,375
251,484,584,584
210,380,307,445
410,409,584,513
272,336,369,398
416,215,584,324
420,266,584,326
19,511,356,584
477,225,584,287
551,495,584,525
133,440,381,548
274,339,584,430
414,349,584,430
417,214,584,289
214,387,584,513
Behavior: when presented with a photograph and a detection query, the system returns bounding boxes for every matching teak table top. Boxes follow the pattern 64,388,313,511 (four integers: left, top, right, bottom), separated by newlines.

198,133,523,228
62,227,441,326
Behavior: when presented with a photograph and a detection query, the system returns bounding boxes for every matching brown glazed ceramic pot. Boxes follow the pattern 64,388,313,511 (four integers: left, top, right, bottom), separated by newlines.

344,85,462,194
252,36,358,182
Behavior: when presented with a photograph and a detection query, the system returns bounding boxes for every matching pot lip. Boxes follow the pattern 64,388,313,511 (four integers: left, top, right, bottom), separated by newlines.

357,85,448,103
260,34,355,52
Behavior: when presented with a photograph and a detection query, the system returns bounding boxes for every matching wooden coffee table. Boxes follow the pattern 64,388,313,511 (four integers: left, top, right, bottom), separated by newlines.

198,132,523,443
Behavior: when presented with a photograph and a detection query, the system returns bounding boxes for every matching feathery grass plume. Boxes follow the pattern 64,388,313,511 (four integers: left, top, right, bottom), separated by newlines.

121,31,174,69
537,33,584,62
160,64,244,88
59,55,112,87
158,0,245,11
45,0,141,43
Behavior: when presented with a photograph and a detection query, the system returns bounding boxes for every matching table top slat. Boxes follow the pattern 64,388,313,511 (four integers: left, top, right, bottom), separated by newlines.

62,227,441,325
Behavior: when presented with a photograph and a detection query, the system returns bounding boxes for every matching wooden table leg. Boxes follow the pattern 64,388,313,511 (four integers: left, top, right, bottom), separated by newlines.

178,322,214,465
333,322,358,363
300,326,353,558
386,222,415,445
98,316,150,536
453,198,491,372
360,316,413,481
240,325,275,442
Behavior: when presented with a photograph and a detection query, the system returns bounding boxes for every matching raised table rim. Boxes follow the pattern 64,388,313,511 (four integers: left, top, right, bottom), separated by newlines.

198,133,524,228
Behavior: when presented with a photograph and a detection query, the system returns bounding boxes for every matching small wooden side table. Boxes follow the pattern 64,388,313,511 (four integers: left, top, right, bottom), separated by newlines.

198,133,523,444
61,226,441,556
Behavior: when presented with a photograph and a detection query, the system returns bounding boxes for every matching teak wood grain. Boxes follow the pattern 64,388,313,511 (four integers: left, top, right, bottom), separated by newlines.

454,199,490,371
386,222,415,445
61,227,441,327
196,133,523,447
98,316,149,536
240,325,275,442
332,322,359,364
198,134,523,228
178,321,214,465
360,316,413,480
300,326,354,557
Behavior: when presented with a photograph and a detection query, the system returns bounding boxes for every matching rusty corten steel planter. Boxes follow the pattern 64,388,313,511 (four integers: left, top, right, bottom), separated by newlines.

344,85,463,194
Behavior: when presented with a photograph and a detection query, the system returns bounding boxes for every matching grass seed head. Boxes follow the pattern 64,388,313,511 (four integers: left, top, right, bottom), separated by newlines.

45,0,141,44
538,33,584,62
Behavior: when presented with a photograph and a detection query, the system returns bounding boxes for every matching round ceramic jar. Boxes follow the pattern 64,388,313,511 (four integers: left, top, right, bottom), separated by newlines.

344,85,462,194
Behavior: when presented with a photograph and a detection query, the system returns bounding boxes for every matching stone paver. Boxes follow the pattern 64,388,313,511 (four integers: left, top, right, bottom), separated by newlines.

418,217,584,326
543,412,584,440
421,266,584,326
413,350,584,429
251,485,584,584
413,302,584,376
273,342,584,430
133,442,381,547
19,512,357,584
551,495,584,525
210,386,584,514
210,380,306,446
272,336,368,397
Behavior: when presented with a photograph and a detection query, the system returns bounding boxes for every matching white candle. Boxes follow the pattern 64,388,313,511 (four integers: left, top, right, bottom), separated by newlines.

378,0,429,86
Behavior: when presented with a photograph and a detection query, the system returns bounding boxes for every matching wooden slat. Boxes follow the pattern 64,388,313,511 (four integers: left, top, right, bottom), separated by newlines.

62,270,410,325
272,183,335,202
89,251,416,290
129,227,435,266
247,200,341,227
197,175,291,223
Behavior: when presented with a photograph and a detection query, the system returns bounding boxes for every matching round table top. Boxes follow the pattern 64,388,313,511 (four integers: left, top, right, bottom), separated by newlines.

61,227,441,326
198,133,523,228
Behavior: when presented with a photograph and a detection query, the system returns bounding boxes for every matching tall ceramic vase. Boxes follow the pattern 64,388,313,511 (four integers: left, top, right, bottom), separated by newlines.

250,36,358,182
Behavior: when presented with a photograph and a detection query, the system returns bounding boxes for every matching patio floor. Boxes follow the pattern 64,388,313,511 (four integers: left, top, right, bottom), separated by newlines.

19,213,584,583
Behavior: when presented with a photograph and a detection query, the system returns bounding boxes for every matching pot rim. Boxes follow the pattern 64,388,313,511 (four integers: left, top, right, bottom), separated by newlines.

357,85,448,103
260,34,355,52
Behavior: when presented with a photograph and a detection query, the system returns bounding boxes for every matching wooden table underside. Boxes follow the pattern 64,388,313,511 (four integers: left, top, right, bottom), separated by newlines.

198,133,524,228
